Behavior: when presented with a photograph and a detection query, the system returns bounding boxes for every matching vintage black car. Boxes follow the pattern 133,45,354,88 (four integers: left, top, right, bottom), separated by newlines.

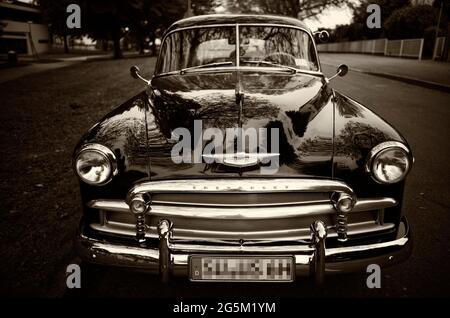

73,14,413,284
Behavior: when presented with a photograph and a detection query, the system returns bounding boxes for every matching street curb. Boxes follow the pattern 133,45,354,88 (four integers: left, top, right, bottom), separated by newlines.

83,53,155,62
322,62,450,93
354,69,450,94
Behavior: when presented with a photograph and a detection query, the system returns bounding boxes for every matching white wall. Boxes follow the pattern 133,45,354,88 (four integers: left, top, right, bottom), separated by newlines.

318,38,424,60
1,19,50,55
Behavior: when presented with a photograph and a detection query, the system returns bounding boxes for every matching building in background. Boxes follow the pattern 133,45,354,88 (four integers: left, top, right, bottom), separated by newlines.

0,0,50,56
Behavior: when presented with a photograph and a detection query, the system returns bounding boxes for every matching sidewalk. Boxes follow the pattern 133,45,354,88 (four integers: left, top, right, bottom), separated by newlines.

319,53,450,92
0,50,109,84
0,51,151,84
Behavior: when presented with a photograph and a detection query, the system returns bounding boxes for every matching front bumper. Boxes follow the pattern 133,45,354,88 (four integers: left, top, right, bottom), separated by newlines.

75,216,412,283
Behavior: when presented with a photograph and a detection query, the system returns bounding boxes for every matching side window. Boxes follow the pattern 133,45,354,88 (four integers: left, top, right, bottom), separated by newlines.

157,33,181,74
156,40,168,74
308,38,319,71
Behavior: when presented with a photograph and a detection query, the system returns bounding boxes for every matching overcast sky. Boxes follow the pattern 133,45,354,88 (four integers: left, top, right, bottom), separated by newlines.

304,5,354,31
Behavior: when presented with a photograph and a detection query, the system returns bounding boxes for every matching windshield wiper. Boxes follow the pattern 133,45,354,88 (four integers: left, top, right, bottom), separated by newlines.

243,60,298,74
180,62,233,74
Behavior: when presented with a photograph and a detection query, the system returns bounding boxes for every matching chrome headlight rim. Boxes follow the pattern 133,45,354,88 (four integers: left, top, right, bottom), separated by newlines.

74,143,118,186
365,141,412,185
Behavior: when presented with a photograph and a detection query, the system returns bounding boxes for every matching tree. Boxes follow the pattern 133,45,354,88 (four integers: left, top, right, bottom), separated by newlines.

348,0,411,39
384,5,437,39
39,0,186,58
81,0,186,58
385,4,440,57
192,0,223,14
331,23,366,42
138,0,187,56
433,0,450,36
77,0,144,59
39,0,82,53
433,0,450,18
192,0,348,19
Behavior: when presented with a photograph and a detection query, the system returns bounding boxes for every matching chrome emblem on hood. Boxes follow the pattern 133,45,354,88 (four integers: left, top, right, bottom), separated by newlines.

202,152,280,168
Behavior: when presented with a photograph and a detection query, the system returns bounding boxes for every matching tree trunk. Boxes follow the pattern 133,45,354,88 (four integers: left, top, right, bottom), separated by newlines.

150,31,156,57
112,28,123,59
63,34,69,54
139,36,145,55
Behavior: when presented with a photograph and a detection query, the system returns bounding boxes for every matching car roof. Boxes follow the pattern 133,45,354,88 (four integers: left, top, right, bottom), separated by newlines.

166,14,312,34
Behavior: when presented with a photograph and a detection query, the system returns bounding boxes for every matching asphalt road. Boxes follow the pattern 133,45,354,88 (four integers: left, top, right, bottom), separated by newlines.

1,57,449,298
69,63,450,298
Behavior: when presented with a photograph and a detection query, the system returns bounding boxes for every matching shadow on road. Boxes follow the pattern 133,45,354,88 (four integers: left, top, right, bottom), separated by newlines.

63,265,385,298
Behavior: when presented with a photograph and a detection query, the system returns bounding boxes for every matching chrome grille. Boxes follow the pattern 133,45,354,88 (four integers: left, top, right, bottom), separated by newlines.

150,192,330,207
87,179,397,243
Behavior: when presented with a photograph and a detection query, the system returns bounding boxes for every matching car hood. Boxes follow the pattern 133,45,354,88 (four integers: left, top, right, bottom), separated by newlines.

147,71,335,180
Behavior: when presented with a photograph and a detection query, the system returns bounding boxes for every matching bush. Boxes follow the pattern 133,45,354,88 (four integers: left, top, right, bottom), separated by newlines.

384,5,438,40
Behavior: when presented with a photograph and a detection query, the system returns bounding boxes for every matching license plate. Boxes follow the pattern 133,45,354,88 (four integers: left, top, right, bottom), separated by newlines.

189,255,294,282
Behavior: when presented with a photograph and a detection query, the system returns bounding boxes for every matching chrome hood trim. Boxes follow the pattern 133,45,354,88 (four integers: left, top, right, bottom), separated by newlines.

127,178,355,203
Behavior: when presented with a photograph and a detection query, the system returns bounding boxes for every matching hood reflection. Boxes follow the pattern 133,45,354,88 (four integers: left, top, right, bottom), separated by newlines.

148,71,334,180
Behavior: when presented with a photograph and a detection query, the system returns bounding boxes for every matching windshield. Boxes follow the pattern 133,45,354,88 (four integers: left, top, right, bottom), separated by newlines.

156,26,236,74
239,26,318,71
156,25,319,75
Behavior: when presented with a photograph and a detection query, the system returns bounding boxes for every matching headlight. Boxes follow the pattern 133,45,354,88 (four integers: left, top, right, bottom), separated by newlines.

365,141,412,184
74,144,117,186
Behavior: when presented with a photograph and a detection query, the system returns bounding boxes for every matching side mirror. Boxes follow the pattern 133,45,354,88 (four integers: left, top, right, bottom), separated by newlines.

130,65,150,85
130,65,141,79
327,64,349,82
337,64,348,77
314,30,330,43
318,31,329,43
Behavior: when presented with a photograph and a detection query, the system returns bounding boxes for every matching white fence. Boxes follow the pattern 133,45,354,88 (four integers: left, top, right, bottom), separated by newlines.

319,39,387,55
318,38,424,60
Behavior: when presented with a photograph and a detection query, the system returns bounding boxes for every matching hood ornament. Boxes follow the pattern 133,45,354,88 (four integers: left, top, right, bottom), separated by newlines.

203,152,279,168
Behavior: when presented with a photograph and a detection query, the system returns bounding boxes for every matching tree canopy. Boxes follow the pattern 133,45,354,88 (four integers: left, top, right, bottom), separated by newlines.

192,0,347,19
39,0,186,58
328,0,446,43
39,0,357,58
384,5,438,39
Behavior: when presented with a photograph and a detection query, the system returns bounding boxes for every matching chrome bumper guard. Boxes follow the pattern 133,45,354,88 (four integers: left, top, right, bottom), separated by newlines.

75,216,411,284
77,179,412,284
